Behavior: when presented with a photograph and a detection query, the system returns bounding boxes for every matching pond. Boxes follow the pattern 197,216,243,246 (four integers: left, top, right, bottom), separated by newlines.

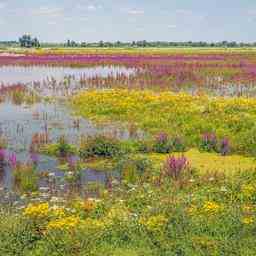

0,65,135,85
0,64,135,194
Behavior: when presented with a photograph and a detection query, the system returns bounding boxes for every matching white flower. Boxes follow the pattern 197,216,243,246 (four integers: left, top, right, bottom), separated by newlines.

39,186,49,192
220,186,228,192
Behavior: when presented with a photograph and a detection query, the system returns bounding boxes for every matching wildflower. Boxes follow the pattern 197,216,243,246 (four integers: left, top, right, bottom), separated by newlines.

8,152,17,168
242,205,254,213
107,205,130,222
23,203,49,219
47,216,80,231
30,152,39,165
139,215,168,232
220,186,228,192
0,148,6,162
200,132,217,152
220,137,230,156
242,217,254,225
241,184,255,198
187,204,197,216
202,201,221,215
164,155,189,179
67,155,77,171
83,199,97,213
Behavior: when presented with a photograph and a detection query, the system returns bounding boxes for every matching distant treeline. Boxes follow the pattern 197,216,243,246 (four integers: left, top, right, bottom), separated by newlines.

1,39,256,48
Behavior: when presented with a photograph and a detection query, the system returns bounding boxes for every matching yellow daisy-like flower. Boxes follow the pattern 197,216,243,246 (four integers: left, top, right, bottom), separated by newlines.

47,216,80,231
139,215,168,232
202,201,221,215
242,217,254,225
23,203,49,219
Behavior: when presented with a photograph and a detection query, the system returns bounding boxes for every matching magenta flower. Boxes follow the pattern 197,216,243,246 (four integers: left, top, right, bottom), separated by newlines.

220,137,230,156
67,155,77,171
30,153,39,165
8,153,17,168
0,149,6,162
165,155,189,179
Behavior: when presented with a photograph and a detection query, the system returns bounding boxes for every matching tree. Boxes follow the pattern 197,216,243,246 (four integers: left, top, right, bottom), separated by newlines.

19,34,40,48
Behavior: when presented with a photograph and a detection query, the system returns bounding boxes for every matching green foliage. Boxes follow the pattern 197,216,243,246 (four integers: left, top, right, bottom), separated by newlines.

79,135,121,159
13,164,38,192
116,155,153,183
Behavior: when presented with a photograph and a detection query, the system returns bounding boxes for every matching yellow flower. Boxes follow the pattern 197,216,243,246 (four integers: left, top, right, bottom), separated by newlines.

23,203,49,219
202,201,221,215
242,205,254,213
50,206,66,218
139,215,168,232
83,199,97,213
242,217,254,225
187,204,197,216
47,216,80,231
107,205,130,222
241,184,256,198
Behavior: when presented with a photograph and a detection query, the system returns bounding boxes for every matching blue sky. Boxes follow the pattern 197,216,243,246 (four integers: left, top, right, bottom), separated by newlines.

0,0,255,42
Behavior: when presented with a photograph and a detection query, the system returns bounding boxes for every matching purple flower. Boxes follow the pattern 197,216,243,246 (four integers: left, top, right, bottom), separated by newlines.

165,155,189,179
67,155,77,171
8,152,17,169
155,132,168,144
220,137,230,156
201,132,217,152
30,153,39,165
0,149,6,162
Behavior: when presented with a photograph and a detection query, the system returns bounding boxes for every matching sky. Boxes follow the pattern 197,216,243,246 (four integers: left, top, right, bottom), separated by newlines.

0,0,255,43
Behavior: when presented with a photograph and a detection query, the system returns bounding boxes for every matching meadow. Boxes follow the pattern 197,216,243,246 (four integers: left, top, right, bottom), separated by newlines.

0,48,256,255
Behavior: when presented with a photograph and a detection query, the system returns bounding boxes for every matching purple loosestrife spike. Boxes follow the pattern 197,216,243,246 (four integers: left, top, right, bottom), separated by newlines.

8,152,17,168
0,149,6,162
155,132,168,143
30,153,39,165
165,155,188,179
220,137,230,156
68,155,77,171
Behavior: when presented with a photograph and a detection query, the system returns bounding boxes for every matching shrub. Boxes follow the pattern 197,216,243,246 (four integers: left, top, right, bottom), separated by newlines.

116,156,153,183
171,136,186,152
13,164,39,192
199,132,218,152
219,137,231,156
153,132,172,153
80,135,121,159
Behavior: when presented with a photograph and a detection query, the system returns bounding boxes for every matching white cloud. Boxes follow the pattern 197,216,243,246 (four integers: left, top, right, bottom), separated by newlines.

0,2,6,9
87,4,96,11
128,9,145,15
176,9,193,15
31,6,64,17
168,25,177,29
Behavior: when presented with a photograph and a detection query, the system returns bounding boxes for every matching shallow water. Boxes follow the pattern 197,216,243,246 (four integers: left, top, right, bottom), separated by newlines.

0,65,135,85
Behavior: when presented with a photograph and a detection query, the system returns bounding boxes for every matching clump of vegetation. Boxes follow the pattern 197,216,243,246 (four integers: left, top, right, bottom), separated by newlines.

79,135,121,159
116,155,153,183
13,163,38,192
163,155,190,179
41,136,77,157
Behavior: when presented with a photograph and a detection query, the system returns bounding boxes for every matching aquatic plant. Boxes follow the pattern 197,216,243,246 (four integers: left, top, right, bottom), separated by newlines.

79,135,121,159
8,152,17,169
